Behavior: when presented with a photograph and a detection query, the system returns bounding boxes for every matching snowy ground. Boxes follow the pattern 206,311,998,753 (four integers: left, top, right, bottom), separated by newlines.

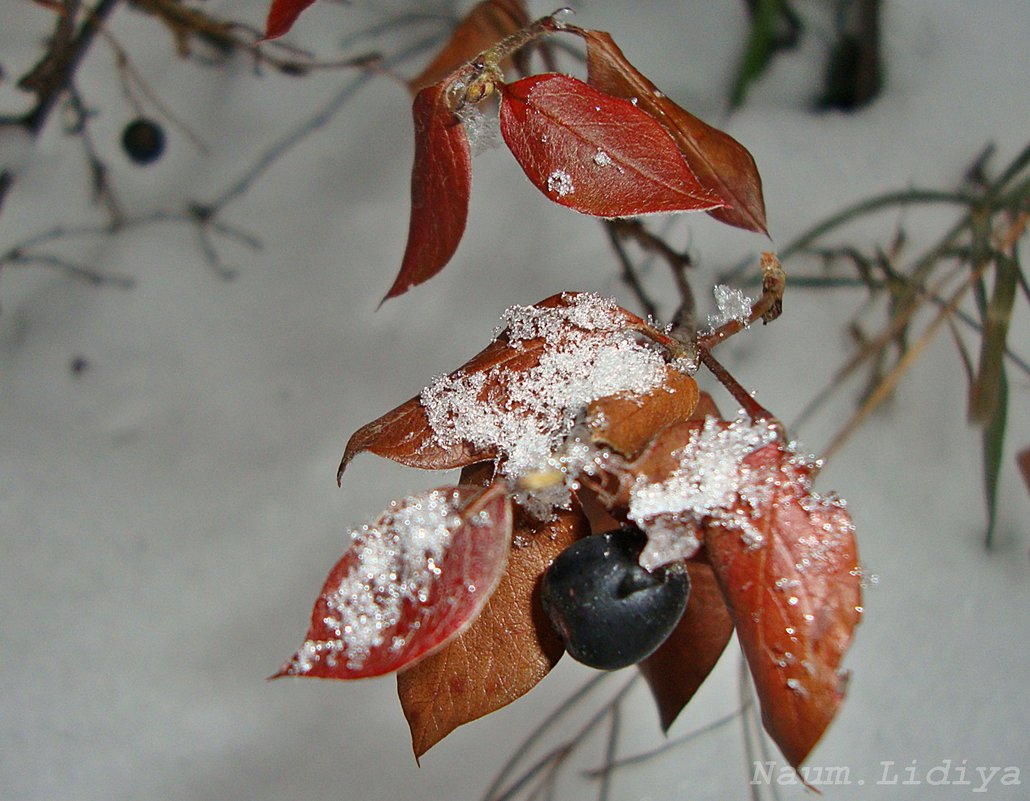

1,2,1028,800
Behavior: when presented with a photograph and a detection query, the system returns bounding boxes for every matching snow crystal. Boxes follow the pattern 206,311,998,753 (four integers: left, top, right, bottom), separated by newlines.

593,149,614,167
421,293,666,512
630,415,778,569
706,284,753,330
546,169,575,197
287,489,464,674
456,104,500,156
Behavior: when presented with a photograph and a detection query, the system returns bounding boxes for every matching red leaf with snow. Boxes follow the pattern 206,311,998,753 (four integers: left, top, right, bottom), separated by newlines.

384,84,472,301
274,485,512,679
581,29,768,234
704,440,861,767
499,73,724,218
338,292,669,482
263,0,318,40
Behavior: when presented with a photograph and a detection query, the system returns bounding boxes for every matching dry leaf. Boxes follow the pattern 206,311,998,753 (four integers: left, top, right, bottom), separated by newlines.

582,29,768,234
587,367,699,459
638,561,735,731
704,441,861,766
398,498,587,758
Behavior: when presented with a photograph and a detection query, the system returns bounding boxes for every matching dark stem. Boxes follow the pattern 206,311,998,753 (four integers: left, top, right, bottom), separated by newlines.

699,347,776,425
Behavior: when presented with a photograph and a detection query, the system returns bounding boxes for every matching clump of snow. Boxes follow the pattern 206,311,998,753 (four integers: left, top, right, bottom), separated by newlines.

421,293,666,513
629,416,778,569
286,489,464,674
592,149,614,167
457,104,500,156
546,169,575,197
706,284,753,331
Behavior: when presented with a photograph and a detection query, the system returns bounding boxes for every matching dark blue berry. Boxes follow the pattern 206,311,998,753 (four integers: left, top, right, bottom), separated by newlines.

122,118,165,166
541,526,690,670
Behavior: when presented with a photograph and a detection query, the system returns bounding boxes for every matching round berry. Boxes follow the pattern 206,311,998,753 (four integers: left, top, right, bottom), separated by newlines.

540,526,690,670
121,118,166,166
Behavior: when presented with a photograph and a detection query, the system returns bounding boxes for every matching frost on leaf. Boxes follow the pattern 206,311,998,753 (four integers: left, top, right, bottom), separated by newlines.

499,73,725,218
580,29,768,234
704,441,861,768
275,485,512,679
419,292,669,514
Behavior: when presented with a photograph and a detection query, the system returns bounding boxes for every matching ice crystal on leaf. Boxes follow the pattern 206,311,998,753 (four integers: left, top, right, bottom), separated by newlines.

629,415,778,569
421,293,666,508
706,284,753,330
456,104,501,155
546,169,575,197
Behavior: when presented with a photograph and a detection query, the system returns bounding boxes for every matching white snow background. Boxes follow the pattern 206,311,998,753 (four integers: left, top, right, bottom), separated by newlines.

1,2,1027,800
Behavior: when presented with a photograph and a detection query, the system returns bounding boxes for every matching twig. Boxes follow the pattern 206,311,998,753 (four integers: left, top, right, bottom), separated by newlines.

582,705,747,776
484,674,639,801
699,347,777,426
1,250,135,287
696,252,785,350
604,222,657,321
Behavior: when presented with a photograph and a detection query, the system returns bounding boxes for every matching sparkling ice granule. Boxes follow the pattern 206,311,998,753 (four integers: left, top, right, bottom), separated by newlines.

706,284,753,330
547,169,575,197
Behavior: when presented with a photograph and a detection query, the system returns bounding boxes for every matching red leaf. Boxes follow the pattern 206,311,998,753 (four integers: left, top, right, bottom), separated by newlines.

704,441,861,767
274,485,512,679
499,73,725,218
408,0,531,93
582,30,768,234
638,561,735,731
397,479,588,758
338,292,667,483
264,0,318,40
383,84,472,301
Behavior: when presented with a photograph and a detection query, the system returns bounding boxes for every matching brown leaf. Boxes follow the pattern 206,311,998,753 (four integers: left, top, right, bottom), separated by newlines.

339,293,662,483
582,30,768,234
398,499,588,759
408,0,531,92
595,419,701,512
638,561,735,731
587,367,699,460
336,339,511,483
383,84,472,301
704,441,861,767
